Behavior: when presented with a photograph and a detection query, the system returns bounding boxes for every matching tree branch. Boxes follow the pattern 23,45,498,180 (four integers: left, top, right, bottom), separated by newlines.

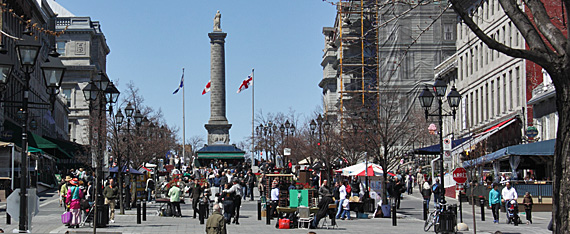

523,0,567,55
450,0,553,67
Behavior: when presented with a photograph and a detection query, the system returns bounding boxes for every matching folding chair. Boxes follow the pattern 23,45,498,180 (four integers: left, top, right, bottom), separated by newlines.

297,207,313,229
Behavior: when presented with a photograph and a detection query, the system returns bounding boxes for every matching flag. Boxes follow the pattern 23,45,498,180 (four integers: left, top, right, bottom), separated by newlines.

172,69,184,94
202,80,211,95
237,72,253,93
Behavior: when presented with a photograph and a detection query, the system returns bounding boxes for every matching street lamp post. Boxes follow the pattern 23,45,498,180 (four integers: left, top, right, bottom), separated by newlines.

310,115,330,179
0,31,67,232
279,120,295,169
418,79,461,206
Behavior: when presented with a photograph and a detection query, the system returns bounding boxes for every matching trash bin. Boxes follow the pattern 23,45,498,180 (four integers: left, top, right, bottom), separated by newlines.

96,204,109,228
435,209,456,233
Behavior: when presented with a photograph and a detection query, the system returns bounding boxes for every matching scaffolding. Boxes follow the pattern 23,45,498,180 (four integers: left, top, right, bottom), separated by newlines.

332,0,380,128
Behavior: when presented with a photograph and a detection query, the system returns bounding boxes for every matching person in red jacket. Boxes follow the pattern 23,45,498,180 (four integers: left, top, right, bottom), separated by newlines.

66,178,84,228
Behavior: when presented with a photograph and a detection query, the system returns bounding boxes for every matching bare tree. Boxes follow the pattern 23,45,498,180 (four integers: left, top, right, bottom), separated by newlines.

448,0,570,231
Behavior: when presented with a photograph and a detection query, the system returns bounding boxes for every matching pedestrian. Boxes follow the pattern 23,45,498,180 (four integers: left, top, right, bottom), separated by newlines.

335,181,347,219
168,183,182,217
406,172,414,195
103,178,119,223
258,173,267,196
523,192,533,224
269,179,280,220
190,179,202,219
66,178,84,228
319,179,330,197
489,183,502,224
350,176,360,197
246,171,257,201
85,181,94,203
393,177,404,209
205,204,226,234
221,183,235,224
432,178,442,208
146,178,155,202
59,177,70,208
421,181,432,211
339,194,351,220
416,172,425,192
223,178,242,224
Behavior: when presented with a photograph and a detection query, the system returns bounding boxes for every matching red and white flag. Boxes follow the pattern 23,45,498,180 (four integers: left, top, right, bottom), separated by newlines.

237,72,253,93
202,80,211,95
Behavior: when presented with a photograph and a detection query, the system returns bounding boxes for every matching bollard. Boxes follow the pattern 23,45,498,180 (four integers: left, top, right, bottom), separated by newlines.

143,201,146,221
266,202,271,225
479,196,485,221
199,201,206,225
6,213,10,224
423,200,428,220
137,201,141,224
459,199,463,223
391,202,397,226
257,201,262,220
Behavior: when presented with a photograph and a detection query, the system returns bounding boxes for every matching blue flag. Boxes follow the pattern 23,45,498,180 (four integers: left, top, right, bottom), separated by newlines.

173,69,184,94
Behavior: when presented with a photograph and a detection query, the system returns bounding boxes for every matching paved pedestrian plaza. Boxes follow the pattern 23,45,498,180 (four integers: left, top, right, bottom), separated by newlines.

0,190,552,233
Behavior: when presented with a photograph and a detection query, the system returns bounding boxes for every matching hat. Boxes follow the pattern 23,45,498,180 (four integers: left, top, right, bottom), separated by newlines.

70,178,79,186
65,176,72,182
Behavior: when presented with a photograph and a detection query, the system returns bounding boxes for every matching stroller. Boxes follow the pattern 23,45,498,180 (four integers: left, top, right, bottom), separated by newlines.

80,200,95,227
505,199,521,226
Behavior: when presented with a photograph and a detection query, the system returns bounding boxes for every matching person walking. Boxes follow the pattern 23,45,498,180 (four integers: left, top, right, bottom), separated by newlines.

432,178,442,208
335,181,347,219
103,178,119,223
221,183,235,224
523,192,533,224
246,171,257,201
168,183,182,217
190,179,202,219
206,204,226,234
489,183,502,224
66,178,84,228
59,177,70,209
393,177,404,209
223,179,242,224
421,181,432,211
145,178,155,202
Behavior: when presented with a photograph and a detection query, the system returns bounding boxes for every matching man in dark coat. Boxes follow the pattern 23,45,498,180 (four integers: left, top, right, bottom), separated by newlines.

311,192,335,229
246,171,257,201
190,179,203,219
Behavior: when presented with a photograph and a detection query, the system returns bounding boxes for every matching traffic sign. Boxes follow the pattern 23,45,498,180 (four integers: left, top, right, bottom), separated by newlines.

443,136,452,151
452,167,468,184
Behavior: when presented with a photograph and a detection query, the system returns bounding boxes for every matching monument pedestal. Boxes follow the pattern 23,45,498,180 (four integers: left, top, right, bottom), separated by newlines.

205,123,231,145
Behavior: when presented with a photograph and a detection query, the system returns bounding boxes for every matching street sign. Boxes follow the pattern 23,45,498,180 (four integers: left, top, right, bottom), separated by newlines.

452,167,468,184
443,136,452,151
443,151,452,161
526,126,539,138
284,148,291,156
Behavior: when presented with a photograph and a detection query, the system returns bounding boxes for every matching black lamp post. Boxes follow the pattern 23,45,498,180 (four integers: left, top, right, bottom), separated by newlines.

3,31,67,232
418,80,461,205
279,120,295,167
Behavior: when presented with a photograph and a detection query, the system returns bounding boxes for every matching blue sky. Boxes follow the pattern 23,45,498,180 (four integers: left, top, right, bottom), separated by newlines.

54,0,337,146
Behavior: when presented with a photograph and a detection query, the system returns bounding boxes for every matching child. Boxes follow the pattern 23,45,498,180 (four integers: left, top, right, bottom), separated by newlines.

340,194,351,220
523,192,533,224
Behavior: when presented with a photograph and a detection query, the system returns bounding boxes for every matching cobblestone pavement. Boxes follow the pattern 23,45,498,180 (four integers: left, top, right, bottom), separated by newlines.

0,188,552,233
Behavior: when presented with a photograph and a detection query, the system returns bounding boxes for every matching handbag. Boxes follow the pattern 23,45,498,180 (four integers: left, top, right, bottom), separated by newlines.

61,211,72,224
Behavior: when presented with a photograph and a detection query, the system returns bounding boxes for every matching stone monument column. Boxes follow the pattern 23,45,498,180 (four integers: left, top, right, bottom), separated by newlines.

205,11,232,145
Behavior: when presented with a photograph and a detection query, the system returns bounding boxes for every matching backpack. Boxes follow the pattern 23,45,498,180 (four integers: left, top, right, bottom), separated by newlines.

432,184,439,194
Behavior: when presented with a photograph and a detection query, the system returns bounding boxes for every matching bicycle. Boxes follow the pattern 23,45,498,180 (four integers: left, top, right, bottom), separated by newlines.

424,202,457,233
424,203,442,232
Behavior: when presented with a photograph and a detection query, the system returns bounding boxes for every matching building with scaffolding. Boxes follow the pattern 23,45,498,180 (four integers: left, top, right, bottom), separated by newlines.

320,0,456,133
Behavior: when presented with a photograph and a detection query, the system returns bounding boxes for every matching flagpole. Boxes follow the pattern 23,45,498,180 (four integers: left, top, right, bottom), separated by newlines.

251,68,255,172
182,68,186,168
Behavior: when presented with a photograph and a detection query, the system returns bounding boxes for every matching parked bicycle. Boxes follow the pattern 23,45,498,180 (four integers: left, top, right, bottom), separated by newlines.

424,202,457,233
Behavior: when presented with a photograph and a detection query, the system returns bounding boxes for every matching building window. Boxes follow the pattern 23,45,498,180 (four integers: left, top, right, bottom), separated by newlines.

516,67,521,106
57,41,66,56
470,92,474,126
485,83,489,120
62,88,72,107
475,89,479,124
509,70,513,110
491,81,495,117
497,76,501,113
474,46,478,72
503,74,507,112
444,24,453,40
460,56,464,80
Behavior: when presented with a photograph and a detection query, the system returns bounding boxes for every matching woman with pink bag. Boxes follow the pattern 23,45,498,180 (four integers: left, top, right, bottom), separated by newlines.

66,178,84,228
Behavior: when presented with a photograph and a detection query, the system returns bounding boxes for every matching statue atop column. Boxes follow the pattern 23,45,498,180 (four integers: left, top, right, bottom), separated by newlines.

213,10,222,32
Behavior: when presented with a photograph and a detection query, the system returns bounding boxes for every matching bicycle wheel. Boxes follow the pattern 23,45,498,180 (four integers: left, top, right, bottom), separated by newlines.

424,212,435,232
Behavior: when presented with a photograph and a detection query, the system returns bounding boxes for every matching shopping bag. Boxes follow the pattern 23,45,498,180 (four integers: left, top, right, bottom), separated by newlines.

278,218,290,229
61,212,72,224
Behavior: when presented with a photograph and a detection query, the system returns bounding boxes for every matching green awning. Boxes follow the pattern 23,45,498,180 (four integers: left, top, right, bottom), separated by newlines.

197,153,245,159
3,121,71,159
